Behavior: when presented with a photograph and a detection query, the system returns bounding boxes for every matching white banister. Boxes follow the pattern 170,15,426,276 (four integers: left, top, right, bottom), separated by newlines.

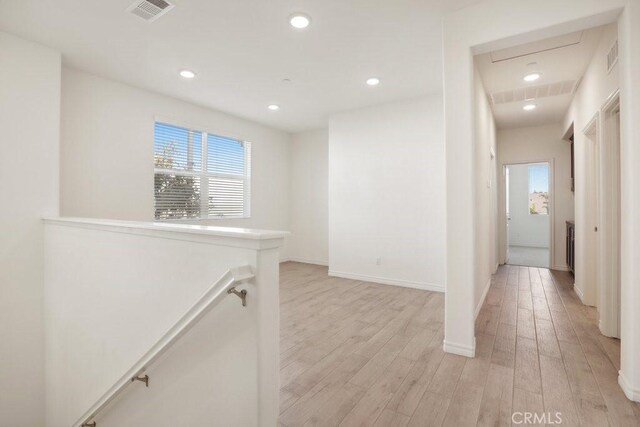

75,265,254,427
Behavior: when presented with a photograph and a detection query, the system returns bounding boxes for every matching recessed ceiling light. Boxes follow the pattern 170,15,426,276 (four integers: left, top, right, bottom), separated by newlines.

289,13,311,29
268,104,280,111
523,72,541,82
179,69,196,79
523,103,537,111
366,77,380,86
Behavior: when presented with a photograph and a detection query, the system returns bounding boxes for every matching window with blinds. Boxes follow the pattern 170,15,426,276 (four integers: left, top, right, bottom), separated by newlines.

153,122,251,220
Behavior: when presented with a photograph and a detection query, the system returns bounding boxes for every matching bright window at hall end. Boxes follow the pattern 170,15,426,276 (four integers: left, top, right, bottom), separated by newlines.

528,164,549,215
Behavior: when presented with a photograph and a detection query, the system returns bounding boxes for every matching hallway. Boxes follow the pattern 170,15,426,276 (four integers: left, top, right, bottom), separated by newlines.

279,262,640,426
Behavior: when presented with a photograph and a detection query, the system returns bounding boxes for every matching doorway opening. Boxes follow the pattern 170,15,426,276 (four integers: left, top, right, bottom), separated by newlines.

598,92,621,338
578,91,621,338
504,162,551,268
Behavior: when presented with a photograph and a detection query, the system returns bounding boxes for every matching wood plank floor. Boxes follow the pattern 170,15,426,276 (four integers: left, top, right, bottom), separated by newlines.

278,262,640,426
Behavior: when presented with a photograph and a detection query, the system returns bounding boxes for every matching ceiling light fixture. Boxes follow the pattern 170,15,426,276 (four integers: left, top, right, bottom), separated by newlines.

366,77,380,86
523,103,537,111
289,13,311,29
268,104,280,111
179,69,196,79
523,72,541,82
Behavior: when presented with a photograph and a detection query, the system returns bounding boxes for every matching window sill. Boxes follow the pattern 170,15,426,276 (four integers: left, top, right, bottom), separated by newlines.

155,216,251,222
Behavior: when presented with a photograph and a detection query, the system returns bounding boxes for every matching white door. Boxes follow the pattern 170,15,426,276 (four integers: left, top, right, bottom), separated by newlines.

505,166,510,263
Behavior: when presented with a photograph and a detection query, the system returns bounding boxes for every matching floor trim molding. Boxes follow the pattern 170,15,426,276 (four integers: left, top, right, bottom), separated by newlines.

328,270,444,293
475,278,491,320
552,264,570,272
619,371,640,402
573,283,585,303
281,257,329,267
443,338,476,358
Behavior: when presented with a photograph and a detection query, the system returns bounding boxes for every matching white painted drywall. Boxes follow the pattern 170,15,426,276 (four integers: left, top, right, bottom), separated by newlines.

474,68,499,318
44,219,284,427
60,67,291,257
0,32,60,427
498,124,573,270
562,23,618,306
617,1,640,401
328,96,445,291
289,129,329,265
506,164,550,248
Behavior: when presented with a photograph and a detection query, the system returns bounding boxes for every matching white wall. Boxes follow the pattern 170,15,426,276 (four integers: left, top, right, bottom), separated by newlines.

328,96,445,291
506,164,550,248
289,129,329,265
60,67,291,257
473,70,498,316
473,68,499,318
44,219,284,427
0,32,60,426
562,23,618,304
498,124,573,270
618,0,640,401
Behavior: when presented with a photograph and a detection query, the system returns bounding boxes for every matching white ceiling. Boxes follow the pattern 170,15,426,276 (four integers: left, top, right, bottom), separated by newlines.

475,27,605,129
0,0,481,133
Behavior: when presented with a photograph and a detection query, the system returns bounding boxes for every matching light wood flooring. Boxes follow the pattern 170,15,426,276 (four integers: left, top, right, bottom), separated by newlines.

278,262,640,426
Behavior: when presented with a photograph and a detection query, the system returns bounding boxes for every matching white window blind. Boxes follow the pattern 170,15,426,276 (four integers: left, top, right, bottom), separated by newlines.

154,122,251,220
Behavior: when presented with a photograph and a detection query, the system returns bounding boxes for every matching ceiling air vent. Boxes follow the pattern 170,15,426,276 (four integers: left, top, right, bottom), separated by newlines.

490,80,577,105
127,0,174,22
607,39,618,74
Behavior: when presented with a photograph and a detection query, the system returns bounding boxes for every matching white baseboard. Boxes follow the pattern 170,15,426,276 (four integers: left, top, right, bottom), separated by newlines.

281,257,328,266
443,338,476,358
619,371,640,402
552,264,570,272
475,278,492,320
328,270,444,293
573,283,585,303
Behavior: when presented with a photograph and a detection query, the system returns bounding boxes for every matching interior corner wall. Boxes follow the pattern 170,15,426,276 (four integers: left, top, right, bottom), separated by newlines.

497,124,573,270
289,129,329,265
60,67,292,258
618,0,640,400
0,32,61,427
328,96,445,291
474,67,498,315
562,23,619,304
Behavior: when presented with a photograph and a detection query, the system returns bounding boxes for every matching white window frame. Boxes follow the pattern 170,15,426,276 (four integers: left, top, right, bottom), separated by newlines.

154,120,251,221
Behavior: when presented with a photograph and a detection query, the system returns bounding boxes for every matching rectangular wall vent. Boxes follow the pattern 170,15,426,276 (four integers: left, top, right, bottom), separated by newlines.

607,39,619,74
127,0,174,22
490,80,577,105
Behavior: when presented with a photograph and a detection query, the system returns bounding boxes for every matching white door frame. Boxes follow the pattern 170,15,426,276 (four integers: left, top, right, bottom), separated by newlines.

598,90,621,338
580,91,621,338
499,159,554,269
582,114,599,307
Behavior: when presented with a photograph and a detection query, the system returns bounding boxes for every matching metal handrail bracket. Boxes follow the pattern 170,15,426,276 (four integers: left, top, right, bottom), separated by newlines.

75,265,254,427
